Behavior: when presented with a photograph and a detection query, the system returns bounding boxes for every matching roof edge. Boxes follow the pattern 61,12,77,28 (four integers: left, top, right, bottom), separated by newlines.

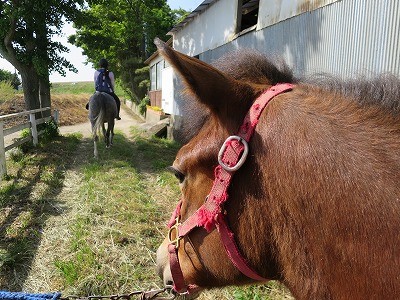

167,0,218,35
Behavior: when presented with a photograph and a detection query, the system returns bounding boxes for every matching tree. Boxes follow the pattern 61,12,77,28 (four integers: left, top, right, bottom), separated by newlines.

70,0,180,102
0,69,21,89
172,8,190,24
0,0,83,114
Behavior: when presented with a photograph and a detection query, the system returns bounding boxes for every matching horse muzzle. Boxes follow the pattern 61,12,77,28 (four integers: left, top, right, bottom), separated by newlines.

156,239,202,299
156,239,173,286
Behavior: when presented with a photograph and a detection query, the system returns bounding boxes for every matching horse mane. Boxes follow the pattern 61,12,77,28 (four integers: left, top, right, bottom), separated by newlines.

177,49,400,143
211,49,295,85
302,74,400,114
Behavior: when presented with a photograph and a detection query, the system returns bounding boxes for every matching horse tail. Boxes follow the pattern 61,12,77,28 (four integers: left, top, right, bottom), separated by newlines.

92,94,106,138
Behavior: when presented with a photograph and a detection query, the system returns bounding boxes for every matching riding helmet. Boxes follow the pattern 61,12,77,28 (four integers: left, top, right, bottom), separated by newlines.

99,58,109,69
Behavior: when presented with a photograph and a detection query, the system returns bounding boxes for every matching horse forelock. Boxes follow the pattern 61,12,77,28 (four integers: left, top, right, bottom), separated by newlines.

214,49,400,114
213,49,400,113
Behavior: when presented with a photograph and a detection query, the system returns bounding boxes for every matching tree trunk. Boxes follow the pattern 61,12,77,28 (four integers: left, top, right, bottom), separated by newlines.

20,67,40,113
39,74,51,118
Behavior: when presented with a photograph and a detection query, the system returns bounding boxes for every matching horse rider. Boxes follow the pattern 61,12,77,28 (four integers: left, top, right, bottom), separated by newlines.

86,58,121,120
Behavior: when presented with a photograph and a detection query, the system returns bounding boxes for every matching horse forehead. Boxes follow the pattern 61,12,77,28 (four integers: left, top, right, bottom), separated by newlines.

176,137,222,173
175,143,200,167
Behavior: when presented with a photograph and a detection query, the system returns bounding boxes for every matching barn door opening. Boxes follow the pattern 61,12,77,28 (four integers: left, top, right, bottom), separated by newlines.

237,0,260,33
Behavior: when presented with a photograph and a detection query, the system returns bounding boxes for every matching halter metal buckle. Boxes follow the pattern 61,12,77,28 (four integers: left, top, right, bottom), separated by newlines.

168,216,182,249
218,135,249,172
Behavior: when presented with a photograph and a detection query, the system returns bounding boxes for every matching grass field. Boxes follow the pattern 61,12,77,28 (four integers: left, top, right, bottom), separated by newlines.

51,81,127,97
51,81,94,95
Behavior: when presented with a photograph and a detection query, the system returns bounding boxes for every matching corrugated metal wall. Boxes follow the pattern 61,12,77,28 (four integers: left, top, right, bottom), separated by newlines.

200,0,400,79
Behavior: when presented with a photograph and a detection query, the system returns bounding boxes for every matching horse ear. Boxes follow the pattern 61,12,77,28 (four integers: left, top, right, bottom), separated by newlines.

154,38,253,118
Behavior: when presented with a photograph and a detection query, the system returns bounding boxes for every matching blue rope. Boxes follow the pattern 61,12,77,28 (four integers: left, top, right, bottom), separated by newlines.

0,291,61,300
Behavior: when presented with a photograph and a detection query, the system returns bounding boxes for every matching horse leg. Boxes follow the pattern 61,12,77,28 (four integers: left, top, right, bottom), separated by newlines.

94,135,99,158
92,122,99,158
105,123,113,148
109,120,115,146
102,123,109,148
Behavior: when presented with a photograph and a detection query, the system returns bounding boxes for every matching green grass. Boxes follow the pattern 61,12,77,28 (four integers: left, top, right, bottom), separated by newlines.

50,132,182,295
51,81,95,95
51,81,127,98
0,81,18,103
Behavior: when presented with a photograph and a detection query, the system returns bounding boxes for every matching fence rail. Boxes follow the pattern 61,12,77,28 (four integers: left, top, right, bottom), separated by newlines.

0,107,59,178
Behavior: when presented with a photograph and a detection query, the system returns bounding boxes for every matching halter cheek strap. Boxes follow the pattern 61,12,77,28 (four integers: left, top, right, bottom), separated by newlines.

167,83,294,294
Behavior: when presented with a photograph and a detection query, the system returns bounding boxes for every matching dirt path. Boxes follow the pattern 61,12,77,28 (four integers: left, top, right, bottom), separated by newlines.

4,105,146,147
59,105,145,138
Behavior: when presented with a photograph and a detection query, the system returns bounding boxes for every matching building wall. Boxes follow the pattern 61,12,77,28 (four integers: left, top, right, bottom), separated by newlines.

173,0,340,57
199,0,400,79
257,0,337,29
172,0,238,56
168,0,400,140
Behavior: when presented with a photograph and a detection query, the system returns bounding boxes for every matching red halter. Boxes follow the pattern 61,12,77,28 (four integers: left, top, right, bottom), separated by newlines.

167,83,294,294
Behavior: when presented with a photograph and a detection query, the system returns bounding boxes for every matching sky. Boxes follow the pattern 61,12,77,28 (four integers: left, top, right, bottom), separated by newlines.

0,0,204,83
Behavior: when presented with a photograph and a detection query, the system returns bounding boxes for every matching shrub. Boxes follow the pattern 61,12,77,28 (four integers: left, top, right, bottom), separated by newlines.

18,119,60,153
38,119,60,143
0,81,16,104
138,95,150,116
18,129,33,153
147,105,163,112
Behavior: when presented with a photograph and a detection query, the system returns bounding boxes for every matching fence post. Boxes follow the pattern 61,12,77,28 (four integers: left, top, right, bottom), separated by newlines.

29,113,38,146
0,121,6,178
53,109,59,124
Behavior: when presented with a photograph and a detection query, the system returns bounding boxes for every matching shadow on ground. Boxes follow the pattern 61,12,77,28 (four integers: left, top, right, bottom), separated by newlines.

0,134,81,289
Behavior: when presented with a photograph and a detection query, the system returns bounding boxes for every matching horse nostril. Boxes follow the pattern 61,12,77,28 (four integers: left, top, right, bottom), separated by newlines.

166,280,173,286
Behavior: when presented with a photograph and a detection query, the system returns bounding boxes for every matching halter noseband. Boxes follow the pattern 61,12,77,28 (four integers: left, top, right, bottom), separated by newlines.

167,83,294,294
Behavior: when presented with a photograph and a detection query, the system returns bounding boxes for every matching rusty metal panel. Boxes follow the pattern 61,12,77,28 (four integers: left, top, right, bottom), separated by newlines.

258,0,338,29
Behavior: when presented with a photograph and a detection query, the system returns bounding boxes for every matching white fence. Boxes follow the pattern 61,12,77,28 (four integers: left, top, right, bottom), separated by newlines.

0,107,59,178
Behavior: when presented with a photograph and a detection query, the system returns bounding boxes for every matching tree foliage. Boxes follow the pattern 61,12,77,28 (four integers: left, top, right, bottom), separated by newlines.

0,0,84,110
71,0,183,102
0,69,21,89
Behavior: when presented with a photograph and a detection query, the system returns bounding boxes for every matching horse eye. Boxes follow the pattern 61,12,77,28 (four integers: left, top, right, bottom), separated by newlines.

167,166,185,183
175,171,185,183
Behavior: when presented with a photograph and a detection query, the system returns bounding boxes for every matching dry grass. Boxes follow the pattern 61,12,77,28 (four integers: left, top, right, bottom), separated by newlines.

51,94,91,126
0,93,90,128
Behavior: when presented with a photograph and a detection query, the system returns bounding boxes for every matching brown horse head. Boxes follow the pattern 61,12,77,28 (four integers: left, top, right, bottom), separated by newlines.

155,39,400,299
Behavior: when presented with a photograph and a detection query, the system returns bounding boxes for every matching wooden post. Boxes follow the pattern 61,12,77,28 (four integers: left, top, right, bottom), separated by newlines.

53,109,59,124
29,113,38,146
0,121,6,178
